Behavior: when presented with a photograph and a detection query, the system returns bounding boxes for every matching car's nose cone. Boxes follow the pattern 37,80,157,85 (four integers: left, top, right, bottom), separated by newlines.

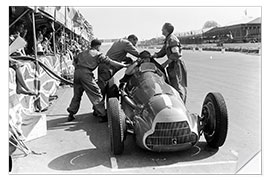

143,108,198,151
154,107,188,123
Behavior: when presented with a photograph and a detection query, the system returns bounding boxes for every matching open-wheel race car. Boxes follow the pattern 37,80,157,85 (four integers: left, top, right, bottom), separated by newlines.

106,51,228,155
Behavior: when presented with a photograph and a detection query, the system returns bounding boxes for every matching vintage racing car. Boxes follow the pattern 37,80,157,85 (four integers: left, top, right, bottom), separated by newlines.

106,51,228,155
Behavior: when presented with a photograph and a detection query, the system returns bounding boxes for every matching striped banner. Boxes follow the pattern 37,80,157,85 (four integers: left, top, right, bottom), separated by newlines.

9,54,73,139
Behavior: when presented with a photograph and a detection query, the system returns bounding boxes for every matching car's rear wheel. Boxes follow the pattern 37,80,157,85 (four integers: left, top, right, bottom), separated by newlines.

108,97,126,155
201,92,228,148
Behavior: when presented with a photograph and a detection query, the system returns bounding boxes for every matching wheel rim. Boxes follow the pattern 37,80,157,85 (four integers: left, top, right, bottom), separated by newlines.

203,101,216,138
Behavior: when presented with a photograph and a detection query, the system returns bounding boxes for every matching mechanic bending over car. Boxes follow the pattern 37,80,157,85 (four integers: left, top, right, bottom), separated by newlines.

67,39,127,122
97,34,141,114
152,22,187,103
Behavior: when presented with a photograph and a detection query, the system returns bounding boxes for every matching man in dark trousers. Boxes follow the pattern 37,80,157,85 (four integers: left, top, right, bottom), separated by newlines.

97,35,140,110
152,23,187,103
67,39,126,122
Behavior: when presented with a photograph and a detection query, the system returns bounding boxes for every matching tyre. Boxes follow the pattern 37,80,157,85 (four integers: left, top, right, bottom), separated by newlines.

108,97,126,155
106,84,119,99
107,77,119,99
201,92,228,148
9,155,12,172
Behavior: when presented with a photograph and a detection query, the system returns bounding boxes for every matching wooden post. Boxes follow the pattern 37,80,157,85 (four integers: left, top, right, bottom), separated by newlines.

53,8,57,55
32,9,39,97
64,6,67,53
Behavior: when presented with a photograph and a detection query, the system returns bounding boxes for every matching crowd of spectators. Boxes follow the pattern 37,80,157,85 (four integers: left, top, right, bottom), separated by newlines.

9,20,89,58
9,20,89,96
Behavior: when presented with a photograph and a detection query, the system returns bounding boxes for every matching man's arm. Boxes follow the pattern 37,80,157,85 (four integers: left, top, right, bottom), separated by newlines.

160,37,182,68
109,59,127,68
161,36,182,68
125,42,140,58
98,53,126,68
161,59,173,68
167,38,182,61
153,45,166,58
167,46,181,61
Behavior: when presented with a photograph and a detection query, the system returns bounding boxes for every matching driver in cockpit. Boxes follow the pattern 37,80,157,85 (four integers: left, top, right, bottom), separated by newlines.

119,51,151,84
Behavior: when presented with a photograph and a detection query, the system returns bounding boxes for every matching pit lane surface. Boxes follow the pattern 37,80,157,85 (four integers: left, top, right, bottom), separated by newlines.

11,50,261,174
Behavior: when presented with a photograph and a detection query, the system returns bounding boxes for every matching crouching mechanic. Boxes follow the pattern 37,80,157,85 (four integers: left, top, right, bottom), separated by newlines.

67,39,127,122
152,23,187,103
97,35,140,108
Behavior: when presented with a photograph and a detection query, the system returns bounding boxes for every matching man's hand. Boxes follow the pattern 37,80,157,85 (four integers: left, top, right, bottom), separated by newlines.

161,62,167,68
118,62,128,68
123,57,133,65
161,59,173,68
123,64,129,68
109,58,129,69
136,58,143,64
151,53,158,58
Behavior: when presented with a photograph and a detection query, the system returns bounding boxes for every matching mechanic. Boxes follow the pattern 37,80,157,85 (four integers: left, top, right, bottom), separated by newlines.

67,39,127,122
152,23,187,103
97,34,140,114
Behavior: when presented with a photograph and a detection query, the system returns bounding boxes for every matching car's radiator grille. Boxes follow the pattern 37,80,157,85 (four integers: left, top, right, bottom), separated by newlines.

145,121,197,149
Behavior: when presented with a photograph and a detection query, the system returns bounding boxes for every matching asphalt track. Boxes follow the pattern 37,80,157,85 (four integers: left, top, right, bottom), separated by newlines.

10,49,261,174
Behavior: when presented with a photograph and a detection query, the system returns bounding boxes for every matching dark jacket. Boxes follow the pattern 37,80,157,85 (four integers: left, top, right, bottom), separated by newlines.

106,39,140,62
156,34,182,61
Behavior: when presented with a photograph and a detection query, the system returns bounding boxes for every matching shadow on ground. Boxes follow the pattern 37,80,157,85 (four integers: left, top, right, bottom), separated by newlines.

47,113,218,171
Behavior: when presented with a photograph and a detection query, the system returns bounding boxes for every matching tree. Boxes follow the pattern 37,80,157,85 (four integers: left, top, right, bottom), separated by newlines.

203,20,219,29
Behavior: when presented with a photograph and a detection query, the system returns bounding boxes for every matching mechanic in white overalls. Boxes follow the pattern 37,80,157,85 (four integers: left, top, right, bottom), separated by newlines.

152,23,187,103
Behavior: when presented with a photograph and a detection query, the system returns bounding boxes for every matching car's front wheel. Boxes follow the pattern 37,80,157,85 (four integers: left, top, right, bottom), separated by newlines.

201,92,228,148
108,97,126,155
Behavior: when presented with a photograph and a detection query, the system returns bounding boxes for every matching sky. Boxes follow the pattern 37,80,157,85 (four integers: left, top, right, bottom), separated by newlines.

78,7,261,40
